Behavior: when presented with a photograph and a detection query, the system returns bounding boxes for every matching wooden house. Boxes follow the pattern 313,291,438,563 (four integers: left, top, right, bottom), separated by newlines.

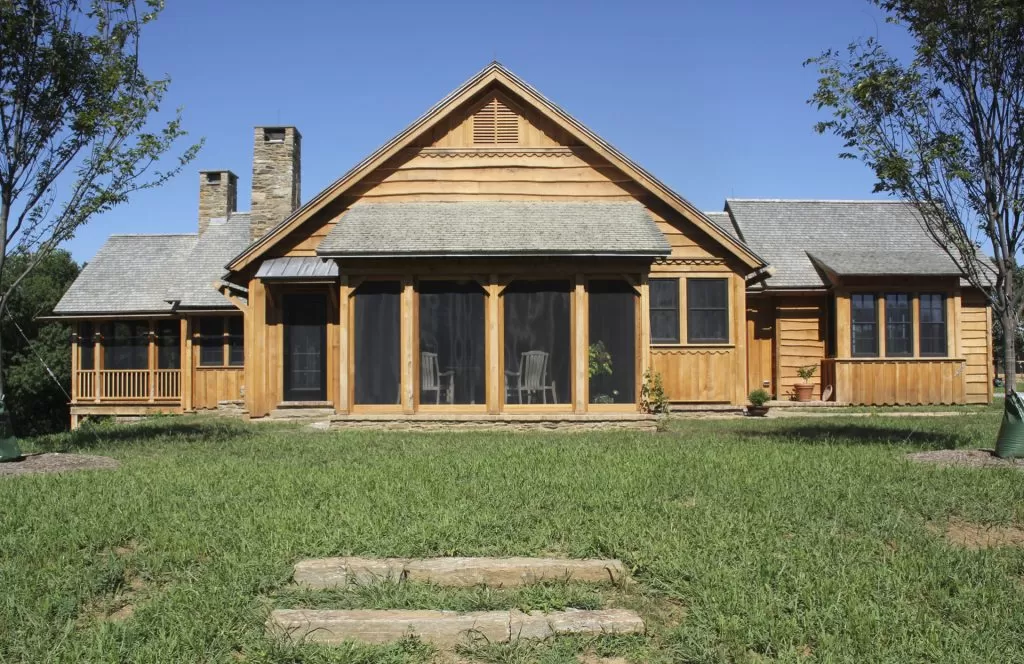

51,63,993,427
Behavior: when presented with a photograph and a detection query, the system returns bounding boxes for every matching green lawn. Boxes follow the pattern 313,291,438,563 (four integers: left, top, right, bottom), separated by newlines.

2,413,1023,663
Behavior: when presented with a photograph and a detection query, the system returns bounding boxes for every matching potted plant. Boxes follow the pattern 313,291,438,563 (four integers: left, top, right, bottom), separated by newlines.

794,364,817,402
747,388,771,416
588,341,615,403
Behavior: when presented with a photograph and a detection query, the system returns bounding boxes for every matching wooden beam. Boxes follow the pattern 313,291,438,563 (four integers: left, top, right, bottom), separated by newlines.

574,274,587,413
486,277,501,414
338,276,351,414
401,277,415,414
148,319,156,403
639,274,651,387
181,317,193,412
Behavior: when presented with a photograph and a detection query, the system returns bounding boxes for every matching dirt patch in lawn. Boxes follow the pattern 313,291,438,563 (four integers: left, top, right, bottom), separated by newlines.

0,452,119,478
929,517,1024,550
906,449,1024,471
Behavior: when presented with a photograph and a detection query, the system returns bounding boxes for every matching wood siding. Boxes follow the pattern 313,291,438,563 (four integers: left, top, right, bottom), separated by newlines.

774,296,828,400
961,290,993,403
827,358,966,405
651,347,735,403
192,368,244,409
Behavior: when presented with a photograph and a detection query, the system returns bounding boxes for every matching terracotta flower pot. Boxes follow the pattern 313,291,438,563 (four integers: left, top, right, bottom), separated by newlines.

746,405,769,417
794,383,815,402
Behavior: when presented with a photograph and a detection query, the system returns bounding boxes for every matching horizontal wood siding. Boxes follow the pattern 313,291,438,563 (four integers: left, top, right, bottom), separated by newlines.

961,290,992,403
828,358,966,405
775,296,827,400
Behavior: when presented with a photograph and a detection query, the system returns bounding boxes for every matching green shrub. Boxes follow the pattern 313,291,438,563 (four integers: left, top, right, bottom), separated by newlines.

748,388,771,407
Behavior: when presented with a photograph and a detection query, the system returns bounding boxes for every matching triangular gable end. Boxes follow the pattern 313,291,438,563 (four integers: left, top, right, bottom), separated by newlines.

226,62,766,272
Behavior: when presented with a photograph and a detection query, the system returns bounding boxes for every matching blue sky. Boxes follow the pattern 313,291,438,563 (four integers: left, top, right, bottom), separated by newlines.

65,0,912,262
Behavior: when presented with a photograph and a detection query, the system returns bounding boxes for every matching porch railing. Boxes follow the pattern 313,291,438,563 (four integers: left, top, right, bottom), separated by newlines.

75,369,181,402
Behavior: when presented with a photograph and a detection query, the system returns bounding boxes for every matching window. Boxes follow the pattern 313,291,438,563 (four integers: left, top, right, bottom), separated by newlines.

156,321,181,369
102,321,148,370
228,317,244,367
419,281,486,405
851,294,878,357
919,294,947,356
687,279,729,344
78,322,95,371
198,318,225,366
885,293,913,357
589,280,637,404
649,279,680,344
354,281,402,405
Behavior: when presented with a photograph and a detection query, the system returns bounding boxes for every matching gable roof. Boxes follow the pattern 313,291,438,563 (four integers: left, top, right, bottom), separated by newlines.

317,201,670,258
227,62,765,273
724,199,962,289
53,213,251,316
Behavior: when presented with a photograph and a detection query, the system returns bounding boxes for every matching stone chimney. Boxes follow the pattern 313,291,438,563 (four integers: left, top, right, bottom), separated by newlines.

250,126,301,241
198,170,237,235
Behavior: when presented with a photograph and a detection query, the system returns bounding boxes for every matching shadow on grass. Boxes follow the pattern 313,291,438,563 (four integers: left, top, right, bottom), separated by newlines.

27,416,252,453
739,422,975,450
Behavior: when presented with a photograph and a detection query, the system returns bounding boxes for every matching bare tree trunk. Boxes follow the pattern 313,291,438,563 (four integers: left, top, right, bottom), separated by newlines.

1003,311,1017,394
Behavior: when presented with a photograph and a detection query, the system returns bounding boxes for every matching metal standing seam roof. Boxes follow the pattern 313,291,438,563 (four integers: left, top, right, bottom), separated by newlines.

316,201,671,257
724,199,963,289
255,256,339,280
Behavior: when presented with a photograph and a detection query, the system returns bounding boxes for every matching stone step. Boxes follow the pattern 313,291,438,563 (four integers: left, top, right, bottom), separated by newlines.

268,608,644,647
292,556,628,589
268,407,336,420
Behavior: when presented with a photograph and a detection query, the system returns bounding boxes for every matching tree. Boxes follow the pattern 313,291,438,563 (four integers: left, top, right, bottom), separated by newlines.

1,250,79,435
0,0,200,409
806,0,1024,390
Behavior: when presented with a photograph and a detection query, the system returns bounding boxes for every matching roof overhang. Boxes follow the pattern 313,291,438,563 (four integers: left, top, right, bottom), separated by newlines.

226,63,766,274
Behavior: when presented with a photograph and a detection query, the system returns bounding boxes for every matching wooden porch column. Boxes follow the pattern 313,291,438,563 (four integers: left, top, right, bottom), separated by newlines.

401,277,415,414
148,319,156,403
835,291,851,357
181,317,193,411
732,273,747,406
486,276,501,414
94,326,102,403
573,274,587,413
639,274,651,386
337,276,351,415
911,294,921,357
70,326,79,402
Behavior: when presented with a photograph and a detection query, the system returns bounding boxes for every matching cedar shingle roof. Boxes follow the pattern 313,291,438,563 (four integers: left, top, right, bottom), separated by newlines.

53,213,251,315
724,199,962,289
317,201,671,257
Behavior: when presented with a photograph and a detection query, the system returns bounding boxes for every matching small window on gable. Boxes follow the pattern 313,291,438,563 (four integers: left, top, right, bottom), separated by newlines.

263,127,286,143
205,172,221,185
472,97,519,145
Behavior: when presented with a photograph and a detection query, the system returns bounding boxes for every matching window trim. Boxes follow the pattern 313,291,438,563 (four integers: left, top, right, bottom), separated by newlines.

686,278,730,344
649,278,681,345
197,315,244,368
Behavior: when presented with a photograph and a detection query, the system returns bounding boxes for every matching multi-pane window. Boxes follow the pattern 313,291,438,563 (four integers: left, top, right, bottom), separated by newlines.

649,279,679,344
851,294,878,357
198,316,244,367
919,294,947,356
79,322,95,370
885,293,913,357
687,279,729,343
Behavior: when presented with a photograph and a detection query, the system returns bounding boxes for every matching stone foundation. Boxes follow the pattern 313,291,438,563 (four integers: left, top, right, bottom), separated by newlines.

323,413,658,432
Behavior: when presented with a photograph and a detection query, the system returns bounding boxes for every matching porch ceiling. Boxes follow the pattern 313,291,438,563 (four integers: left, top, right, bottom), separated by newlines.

316,201,671,258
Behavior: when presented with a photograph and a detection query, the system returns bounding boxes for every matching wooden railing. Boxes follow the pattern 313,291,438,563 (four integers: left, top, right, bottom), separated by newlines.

74,369,181,402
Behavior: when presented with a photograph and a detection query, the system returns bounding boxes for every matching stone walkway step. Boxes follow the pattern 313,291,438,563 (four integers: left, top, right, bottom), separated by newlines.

268,608,644,647
292,556,628,589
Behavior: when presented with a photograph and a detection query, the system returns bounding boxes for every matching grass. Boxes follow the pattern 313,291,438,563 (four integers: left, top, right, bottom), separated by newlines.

1,412,1023,663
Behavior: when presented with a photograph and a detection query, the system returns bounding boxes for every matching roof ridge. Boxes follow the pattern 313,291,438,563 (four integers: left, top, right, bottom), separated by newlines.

109,232,197,237
727,198,908,204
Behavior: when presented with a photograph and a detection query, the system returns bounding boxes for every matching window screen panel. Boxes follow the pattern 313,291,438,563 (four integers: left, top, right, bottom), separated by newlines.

851,294,878,357
885,293,912,357
588,280,636,404
687,278,729,343
418,281,486,406
227,316,244,367
156,321,181,369
354,281,402,405
919,293,947,356
198,317,225,367
649,278,679,344
79,322,95,370
503,280,571,405
103,321,148,370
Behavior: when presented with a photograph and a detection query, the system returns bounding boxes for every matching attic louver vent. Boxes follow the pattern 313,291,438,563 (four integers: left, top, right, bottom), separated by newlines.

472,97,519,145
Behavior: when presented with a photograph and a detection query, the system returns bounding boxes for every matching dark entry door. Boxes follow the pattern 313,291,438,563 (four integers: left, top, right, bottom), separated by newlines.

283,293,327,402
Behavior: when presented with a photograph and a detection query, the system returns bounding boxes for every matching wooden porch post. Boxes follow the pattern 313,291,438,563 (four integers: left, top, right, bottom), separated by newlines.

732,273,748,406
573,274,587,413
486,276,501,414
94,325,102,403
181,317,193,411
639,274,651,395
148,319,156,403
338,276,351,415
70,325,79,403
401,277,415,414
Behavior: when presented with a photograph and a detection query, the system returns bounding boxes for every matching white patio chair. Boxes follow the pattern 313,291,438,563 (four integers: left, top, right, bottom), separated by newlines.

506,350,557,404
420,352,454,404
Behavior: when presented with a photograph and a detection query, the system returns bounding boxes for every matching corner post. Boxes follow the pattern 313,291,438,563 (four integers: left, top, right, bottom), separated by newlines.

486,276,501,414
574,274,587,413
338,275,351,415
148,319,156,402
182,317,193,412
401,277,415,414
94,325,103,403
